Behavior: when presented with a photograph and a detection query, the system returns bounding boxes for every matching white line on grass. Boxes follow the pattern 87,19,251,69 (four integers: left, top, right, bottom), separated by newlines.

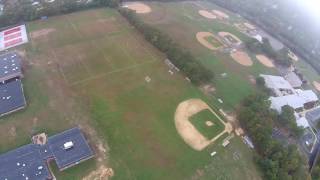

70,59,157,86
51,50,69,84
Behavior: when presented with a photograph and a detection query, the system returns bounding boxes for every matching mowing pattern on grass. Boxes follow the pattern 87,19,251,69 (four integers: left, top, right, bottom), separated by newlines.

190,109,224,139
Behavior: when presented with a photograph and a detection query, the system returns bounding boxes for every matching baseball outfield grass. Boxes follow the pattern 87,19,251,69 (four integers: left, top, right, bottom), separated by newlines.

0,7,262,180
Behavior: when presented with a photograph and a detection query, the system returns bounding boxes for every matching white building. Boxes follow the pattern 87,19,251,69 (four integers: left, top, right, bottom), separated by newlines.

260,74,295,96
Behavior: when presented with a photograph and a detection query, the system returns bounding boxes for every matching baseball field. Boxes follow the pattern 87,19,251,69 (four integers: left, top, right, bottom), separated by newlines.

0,7,262,179
136,1,279,110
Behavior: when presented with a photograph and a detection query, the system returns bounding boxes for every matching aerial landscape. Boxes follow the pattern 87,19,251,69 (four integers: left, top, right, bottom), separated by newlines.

0,0,319,179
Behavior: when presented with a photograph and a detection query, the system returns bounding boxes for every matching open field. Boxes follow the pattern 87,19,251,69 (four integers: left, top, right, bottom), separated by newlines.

190,109,225,139
0,8,262,180
138,1,278,110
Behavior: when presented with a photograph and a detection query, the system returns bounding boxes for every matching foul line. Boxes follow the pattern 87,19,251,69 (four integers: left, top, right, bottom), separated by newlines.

70,59,157,86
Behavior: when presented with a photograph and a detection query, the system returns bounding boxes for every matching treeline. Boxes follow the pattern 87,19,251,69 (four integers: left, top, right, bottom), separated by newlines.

245,37,292,67
0,0,119,29
238,93,308,180
119,8,214,85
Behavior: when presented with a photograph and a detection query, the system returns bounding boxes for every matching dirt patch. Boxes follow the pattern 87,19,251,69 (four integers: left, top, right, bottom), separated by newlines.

83,165,114,180
196,32,223,50
30,28,56,39
212,10,229,19
200,84,215,95
205,121,214,127
230,51,253,66
256,54,274,68
248,75,256,84
313,81,320,92
198,10,216,19
123,2,151,14
174,99,232,151
9,126,16,138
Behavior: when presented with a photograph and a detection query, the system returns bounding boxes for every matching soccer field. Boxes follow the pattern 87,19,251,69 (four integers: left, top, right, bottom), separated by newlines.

0,8,262,179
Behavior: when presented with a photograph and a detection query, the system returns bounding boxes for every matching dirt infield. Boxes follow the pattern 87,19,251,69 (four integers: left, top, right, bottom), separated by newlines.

313,81,320,92
123,2,151,14
174,99,232,151
218,31,242,44
230,51,253,66
212,10,229,19
198,10,217,19
83,165,114,180
256,54,274,68
196,32,222,50
30,28,56,39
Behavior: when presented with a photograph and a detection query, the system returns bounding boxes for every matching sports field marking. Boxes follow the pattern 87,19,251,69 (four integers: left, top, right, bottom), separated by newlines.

70,59,157,86
129,33,158,62
51,50,69,84
175,99,233,151
76,54,93,76
89,40,116,70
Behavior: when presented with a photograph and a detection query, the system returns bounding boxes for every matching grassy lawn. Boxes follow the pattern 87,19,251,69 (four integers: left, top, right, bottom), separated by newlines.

0,7,262,180
205,36,223,48
190,109,225,139
139,1,279,110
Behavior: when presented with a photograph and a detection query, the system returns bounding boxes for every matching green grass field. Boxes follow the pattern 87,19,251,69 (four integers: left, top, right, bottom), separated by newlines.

139,1,279,110
0,7,262,180
190,109,224,139
205,36,223,48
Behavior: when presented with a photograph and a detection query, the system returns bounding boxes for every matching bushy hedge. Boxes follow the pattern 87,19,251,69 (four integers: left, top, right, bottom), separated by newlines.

119,8,214,85
0,0,119,29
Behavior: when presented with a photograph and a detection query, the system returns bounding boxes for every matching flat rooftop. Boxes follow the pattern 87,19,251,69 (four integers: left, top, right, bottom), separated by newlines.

0,127,94,180
0,52,22,82
0,78,26,116
48,127,94,170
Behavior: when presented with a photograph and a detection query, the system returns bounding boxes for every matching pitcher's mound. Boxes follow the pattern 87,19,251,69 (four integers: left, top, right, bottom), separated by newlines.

196,32,223,50
198,10,217,19
256,54,274,68
123,2,151,14
230,51,253,66
313,81,320,92
212,10,229,19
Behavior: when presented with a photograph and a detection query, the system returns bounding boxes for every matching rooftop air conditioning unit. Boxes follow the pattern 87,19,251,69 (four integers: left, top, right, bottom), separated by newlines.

63,141,74,150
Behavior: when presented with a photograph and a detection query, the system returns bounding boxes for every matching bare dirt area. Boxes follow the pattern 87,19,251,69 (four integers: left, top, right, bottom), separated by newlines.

82,165,114,180
174,99,232,151
212,10,229,19
198,10,217,19
313,81,320,92
123,2,151,14
30,28,56,39
196,32,223,50
230,51,253,66
256,54,275,68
